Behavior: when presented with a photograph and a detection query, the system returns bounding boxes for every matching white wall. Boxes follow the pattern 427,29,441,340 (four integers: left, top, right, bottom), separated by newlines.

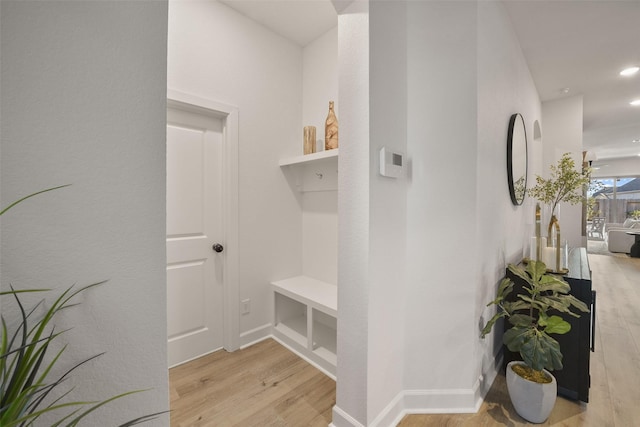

302,27,339,286
541,96,584,248
0,1,169,425
333,2,370,426
168,0,303,341
303,26,339,151
335,1,542,424
367,1,408,422
404,0,479,406
475,0,542,399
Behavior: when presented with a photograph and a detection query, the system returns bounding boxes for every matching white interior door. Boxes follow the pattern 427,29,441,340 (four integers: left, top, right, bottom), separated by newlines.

166,105,224,367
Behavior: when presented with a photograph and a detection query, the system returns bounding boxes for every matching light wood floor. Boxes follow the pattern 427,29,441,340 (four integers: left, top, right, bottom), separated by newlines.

170,252,640,426
169,338,335,426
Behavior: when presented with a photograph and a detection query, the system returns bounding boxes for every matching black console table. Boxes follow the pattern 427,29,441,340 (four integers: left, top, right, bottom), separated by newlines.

505,247,595,402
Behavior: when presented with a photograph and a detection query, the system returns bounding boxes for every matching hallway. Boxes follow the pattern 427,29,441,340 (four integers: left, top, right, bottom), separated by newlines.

169,252,640,426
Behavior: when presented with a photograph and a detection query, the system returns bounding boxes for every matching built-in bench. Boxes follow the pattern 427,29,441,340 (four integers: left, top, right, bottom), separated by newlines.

271,275,337,378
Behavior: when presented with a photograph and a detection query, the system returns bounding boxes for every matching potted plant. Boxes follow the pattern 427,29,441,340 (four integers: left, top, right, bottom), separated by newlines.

527,152,591,242
481,260,589,423
1,187,166,426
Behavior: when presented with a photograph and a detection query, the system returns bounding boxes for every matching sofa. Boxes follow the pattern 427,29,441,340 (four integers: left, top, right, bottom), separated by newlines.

605,219,640,253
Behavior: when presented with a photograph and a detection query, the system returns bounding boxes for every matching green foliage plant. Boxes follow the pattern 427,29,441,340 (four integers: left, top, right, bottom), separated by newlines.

527,153,592,239
481,261,589,380
1,187,165,426
527,153,591,214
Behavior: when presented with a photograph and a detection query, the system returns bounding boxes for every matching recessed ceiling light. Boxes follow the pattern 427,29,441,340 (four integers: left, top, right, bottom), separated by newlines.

561,88,570,94
631,99,640,106
620,66,640,76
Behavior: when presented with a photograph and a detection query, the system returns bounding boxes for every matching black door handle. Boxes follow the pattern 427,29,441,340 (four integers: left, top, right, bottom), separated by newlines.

212,243,224,253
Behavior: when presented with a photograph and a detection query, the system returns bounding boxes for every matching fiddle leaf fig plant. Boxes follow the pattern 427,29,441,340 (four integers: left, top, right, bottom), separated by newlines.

1,186,166,426
481,261,589,373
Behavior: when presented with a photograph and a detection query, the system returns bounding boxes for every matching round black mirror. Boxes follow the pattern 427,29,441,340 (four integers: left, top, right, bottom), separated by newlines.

507,113,528,206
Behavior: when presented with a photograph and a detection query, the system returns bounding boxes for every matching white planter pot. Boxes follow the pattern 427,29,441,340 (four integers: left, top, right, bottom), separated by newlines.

506,361,557,423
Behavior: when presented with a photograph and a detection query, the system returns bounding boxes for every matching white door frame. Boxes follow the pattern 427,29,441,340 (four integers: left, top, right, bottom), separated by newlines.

167,89,240,352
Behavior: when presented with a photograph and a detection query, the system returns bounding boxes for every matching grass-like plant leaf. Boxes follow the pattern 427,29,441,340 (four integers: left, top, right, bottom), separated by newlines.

1,187,167,425
0,185,71,217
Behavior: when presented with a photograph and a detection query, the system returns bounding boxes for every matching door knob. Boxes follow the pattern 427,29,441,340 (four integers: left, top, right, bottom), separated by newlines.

212,243,224,253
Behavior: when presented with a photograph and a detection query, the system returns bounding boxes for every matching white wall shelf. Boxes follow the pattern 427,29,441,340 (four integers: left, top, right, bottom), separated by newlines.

278,148,339,167
271,275,337,378
279,149,338,192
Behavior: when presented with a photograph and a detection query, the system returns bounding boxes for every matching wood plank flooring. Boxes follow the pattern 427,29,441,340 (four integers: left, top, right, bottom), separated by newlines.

169,338,335,426
170,251,640,426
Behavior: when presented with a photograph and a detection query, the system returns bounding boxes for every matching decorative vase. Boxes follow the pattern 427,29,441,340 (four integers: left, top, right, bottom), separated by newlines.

506,361,557,423
325,101,338,150
303,126,316,154
542,205,567,272
543,205,560,246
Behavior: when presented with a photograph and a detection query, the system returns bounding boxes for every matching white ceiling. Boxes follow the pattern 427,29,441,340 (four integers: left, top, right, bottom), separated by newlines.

503,1,640,162
218,0,338,47
219,0,640,162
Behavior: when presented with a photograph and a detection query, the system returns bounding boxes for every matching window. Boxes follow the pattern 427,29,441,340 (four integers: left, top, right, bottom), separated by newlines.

589,177,640,225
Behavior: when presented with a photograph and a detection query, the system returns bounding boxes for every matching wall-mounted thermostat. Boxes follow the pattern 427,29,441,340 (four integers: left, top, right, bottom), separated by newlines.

379,147,404,178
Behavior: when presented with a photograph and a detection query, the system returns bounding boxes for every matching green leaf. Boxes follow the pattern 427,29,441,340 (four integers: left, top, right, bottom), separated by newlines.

503,326,531,353
566,294,590,313
497,278,514,299
539,332,564,371
506,264,534,287
543,315,571,335
481,311,507,338
537,275,571,293
0,185,70,217
1,188,166,425
508,314,534,327
0,283,165,426
526,260,548,284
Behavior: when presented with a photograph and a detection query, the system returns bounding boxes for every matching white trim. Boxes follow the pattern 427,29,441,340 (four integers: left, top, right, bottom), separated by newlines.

330,405,366,427
239,323,272,349
368,391,405,427
364,387,477,427
167,345,224,370
401,388,478,415
332,364,502,427
271,335,336,380
167,89,240,352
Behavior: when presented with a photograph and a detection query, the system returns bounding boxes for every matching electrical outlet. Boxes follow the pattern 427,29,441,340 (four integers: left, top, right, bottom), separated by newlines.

241,299,251,315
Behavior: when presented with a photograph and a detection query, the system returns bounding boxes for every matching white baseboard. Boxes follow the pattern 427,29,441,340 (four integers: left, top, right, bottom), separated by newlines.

369,391,405,427
369,354,504,426
331,385,480,427
239,323,272,349
330,405,366,427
